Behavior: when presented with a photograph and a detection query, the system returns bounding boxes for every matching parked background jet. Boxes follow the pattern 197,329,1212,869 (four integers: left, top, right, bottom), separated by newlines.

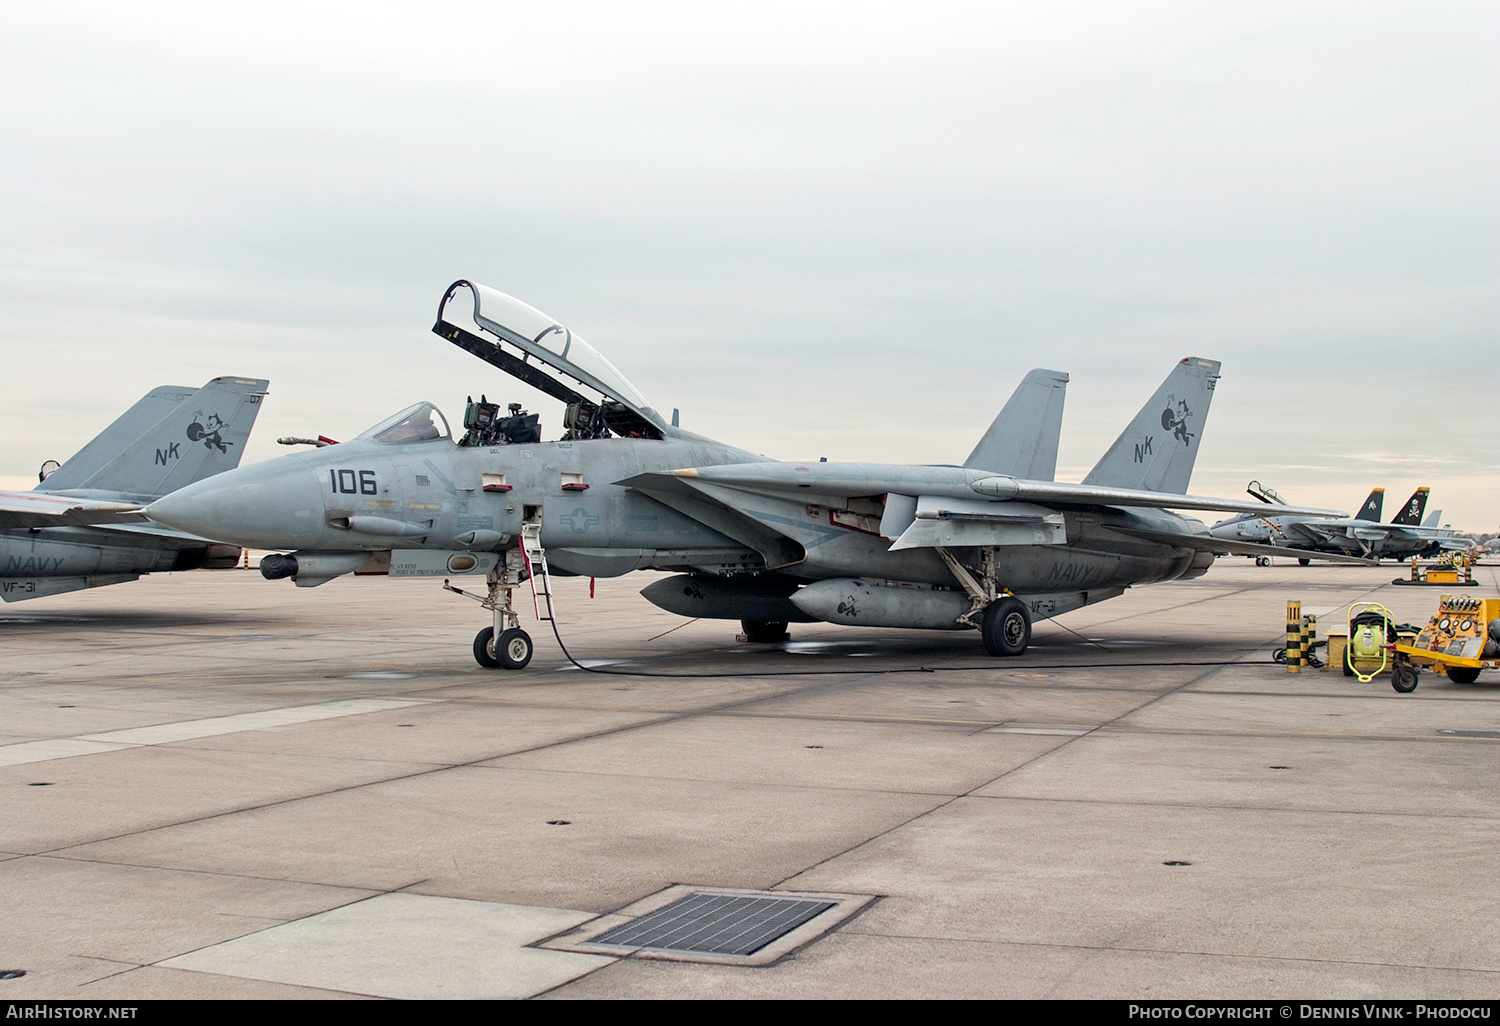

1208,484,1468,562
144,281,1355,668
0,376,268,601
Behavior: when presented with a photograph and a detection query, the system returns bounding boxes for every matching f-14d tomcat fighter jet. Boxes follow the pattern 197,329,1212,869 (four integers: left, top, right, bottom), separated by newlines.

0,376,268,601
1210,484,1466,562
145,281,1354,669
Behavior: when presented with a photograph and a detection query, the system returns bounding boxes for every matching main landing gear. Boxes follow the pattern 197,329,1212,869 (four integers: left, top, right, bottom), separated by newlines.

935,545,1032,657
741,620,791,643
980,597,1031,657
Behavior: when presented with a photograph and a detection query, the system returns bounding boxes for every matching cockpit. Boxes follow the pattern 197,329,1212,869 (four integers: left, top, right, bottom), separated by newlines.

357,403,452,445
434,280,670,446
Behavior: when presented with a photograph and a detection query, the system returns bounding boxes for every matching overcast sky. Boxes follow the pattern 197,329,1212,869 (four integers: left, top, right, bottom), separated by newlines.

2,1,1495,528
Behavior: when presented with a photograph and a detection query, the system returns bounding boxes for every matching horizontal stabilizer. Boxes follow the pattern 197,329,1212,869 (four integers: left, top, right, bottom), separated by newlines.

0,575,141,602
1107,526,1378,565
1002,480,1345,519
0,491,149,530
662,464,1347,518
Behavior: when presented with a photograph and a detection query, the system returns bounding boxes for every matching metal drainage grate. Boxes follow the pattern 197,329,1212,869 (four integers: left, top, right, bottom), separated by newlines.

1438,730,1500,739
589,892,836,957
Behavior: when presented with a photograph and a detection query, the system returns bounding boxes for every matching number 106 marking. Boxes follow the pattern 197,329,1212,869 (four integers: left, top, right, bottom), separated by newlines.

330,469,378,495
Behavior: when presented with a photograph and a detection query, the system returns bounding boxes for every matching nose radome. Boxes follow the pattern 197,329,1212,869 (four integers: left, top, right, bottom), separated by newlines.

146,457,326,548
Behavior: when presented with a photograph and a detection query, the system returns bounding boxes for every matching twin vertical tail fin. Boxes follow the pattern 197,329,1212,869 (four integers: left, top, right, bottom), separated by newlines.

964,369,1069,480
1390,487,1430,526
34,385,200,492
1083,358,1222,493
1356,489,1385,522
36,377,270,500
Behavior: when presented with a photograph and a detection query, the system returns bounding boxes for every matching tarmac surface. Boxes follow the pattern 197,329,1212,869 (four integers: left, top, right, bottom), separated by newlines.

1,559,1497,1000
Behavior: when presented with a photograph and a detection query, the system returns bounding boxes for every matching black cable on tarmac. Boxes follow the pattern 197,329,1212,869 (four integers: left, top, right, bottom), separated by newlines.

534,566,1275,681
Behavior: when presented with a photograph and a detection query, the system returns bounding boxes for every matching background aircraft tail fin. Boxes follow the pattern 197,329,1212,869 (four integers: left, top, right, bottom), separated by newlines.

1422,509,1442,528
1082,357,1221,493
35,385,199,492
1356,488,1385,522
43,377,269,500
964,369,1068,480
1390,487,1429,526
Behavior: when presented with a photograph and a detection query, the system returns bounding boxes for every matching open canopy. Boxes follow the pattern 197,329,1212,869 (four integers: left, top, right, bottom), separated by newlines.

438,281,664,432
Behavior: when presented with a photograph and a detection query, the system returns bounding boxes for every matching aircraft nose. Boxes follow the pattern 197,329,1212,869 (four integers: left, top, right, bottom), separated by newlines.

146,457,326,548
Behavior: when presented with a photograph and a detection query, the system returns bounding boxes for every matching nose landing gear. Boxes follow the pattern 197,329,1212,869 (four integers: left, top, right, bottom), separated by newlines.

475,625,534,669
447,535,542,670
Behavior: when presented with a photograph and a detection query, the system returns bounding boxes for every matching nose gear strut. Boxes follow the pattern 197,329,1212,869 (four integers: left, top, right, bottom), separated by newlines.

445,518,549,669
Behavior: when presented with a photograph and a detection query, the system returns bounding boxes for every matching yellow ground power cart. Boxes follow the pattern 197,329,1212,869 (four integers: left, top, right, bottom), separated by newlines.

1392,554,1475,587
1388,595,1500,693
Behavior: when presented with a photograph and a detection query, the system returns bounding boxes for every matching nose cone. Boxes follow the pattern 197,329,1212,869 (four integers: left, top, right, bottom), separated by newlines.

147,455,327,548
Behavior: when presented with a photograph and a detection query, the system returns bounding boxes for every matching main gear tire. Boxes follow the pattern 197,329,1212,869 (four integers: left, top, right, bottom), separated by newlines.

981,597,1031,657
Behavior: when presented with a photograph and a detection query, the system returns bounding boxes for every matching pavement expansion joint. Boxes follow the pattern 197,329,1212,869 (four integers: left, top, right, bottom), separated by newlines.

159,893,616,1000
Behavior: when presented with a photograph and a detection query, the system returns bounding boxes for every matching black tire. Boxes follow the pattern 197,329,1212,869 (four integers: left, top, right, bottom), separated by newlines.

981,597,1031,657
1391,660,1419,693
1342,645,1356,677
1447,666,1481,685
497,628,534,669
1298,557,1311,566
741,620,789,643
473,627,499,668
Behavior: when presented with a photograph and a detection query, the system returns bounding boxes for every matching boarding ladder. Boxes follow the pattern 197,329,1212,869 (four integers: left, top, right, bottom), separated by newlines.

519,520,554,623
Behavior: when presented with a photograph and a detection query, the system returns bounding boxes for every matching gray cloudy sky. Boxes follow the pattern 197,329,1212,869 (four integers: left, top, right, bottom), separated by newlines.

2,1,1495,527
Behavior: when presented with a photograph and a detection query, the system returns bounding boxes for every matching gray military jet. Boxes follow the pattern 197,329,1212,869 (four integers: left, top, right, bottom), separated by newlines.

0,376,268,601
1209,485,1463,562
144,280,1354,668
